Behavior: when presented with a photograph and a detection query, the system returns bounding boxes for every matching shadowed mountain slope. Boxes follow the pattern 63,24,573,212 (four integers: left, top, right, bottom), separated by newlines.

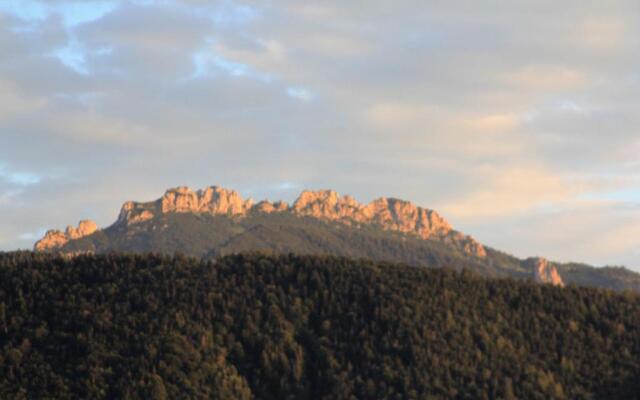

34,186,640,291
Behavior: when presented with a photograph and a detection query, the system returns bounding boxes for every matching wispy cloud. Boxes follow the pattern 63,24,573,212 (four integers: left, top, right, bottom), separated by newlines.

0,164,41,186
286,87,313,101
0,0,639,269
190,47,272,82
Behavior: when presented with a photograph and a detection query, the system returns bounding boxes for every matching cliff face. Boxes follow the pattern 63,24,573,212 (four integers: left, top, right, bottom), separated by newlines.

35,220,98,251
34,186,488,257
102,186,486,258
290,190,486,257
525,257,565,287
161,186,253,215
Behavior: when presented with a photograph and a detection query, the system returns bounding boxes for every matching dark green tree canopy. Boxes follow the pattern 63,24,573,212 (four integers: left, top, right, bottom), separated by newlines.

1,252,639,399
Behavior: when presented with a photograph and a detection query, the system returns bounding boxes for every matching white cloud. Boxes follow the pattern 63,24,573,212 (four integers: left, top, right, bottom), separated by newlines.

0,0,639,269
0,80,48,122
504,65,588,92
190,47,272,81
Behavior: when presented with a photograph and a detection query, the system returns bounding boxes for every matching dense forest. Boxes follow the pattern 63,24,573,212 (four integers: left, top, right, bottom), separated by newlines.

1,252,639,399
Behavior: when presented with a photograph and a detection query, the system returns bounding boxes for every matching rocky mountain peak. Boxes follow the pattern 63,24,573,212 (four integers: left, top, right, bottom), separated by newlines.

65,220,98,239
525,257,565,287
290,190,485,258
117,201,155,225
36,185,486,258
362,197,453,237
35,220,98,251
294,190,339,208
161,186,253,215
117,186,255,226
293,190,360,219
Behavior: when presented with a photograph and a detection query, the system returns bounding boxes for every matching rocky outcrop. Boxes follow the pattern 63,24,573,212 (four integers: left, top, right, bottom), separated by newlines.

34,220,98,251
292,190,361,221
37,185,486,258
363,197,453,239
254,200,288,214
161,186,253,215
526,257,565,287
65,220,98,240
290,190,454,240
34,230,68,251
116,186,254,226
117,201,155,226
291,190,486,257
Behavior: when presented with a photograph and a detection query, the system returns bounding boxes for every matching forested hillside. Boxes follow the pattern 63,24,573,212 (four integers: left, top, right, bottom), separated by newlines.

1,252,639,399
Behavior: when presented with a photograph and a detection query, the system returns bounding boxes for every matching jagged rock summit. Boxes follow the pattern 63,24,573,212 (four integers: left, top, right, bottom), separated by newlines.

525,257,565,287
31,185,578,288
102,185,486,258
35,220,98,252
116,186,253,226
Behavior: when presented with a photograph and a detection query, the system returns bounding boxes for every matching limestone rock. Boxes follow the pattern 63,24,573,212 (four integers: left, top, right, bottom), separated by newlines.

291,190,485,258
34,220,98,251
161,186,253,215
117,201,155,225
459,237,487,258
292,190,361,220
254,200,289,213
36,185,487,259
362,197,452,239
34,230,69,251
161,186,200,213
65,220,98,239
526,257,565,287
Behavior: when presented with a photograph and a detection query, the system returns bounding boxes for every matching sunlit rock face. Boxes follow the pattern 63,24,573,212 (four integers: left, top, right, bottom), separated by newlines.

66,220,98,239
34,220,98,251
526,257,565,287
116,186,254,227
161,186,253,215
363,197,453,239
34,230,68,251
35,185,486,258
253,200,288,214
290,190,486,258
117,201,155,226
292,190,360,220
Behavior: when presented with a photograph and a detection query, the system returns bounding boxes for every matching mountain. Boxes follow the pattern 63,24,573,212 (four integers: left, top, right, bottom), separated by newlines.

1,252,639,399
34,185,640,291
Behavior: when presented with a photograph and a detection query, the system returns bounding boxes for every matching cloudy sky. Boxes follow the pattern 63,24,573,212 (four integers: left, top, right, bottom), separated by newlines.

1,0,639,270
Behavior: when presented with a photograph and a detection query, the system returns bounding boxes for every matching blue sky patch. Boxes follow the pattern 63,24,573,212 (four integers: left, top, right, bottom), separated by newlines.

286,87,314,102
0,164,42,186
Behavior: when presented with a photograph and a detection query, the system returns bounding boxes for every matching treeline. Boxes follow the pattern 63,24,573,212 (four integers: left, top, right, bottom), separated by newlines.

0,252,639,399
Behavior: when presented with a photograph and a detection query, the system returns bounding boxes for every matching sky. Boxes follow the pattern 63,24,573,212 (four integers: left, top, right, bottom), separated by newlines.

1,0,639,270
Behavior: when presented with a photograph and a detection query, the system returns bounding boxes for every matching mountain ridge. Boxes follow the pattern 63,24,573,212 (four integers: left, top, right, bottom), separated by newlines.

37,185,486,259
32,185,640,291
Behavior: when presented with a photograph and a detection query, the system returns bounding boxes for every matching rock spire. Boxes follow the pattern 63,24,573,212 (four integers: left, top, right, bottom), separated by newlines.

525,257,565,287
